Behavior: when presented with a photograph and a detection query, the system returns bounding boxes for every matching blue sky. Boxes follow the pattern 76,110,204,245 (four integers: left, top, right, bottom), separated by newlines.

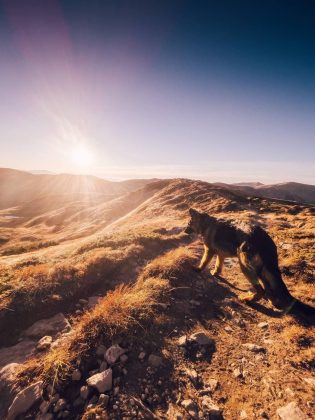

0,1,314,183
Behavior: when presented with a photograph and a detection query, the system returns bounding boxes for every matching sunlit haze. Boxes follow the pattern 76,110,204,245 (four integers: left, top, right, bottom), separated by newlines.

0,1,314,184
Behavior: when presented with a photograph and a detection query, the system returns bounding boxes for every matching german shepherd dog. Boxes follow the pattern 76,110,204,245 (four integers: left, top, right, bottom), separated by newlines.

185,208,315,316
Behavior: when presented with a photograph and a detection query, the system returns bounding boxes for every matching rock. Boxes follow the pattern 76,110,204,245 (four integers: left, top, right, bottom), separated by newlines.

206,378,219,393
87,296,101,309
242,343,266,353
105,345,126,365
0,340,36,368
96,345,106,357
178,335,187,347
36,336,53,351
7,381,43,420
98,394,109,407
233,368,243,378
53,398,66,413
80,386,90,400
276,402,310,420
138,351,146,361
86,368,112,393
258,322,269,329
39,400,50,414
120,354,128,363
79,299,88,305
186,368,198,386
189,331,214,347
181,399,198,417
23,313,71,339
148,354,163,368
224,326,233,332
71,369,81,381
240,410,248,419
99,361,108,372
201,396,222,418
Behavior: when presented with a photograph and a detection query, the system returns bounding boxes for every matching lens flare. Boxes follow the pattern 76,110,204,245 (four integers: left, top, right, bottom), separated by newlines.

70,145,94,167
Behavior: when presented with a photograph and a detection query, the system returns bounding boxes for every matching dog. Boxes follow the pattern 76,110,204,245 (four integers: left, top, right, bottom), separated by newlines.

185,208,315,316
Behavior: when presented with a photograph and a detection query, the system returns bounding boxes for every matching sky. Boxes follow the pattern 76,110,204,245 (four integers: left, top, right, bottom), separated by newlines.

0,0,314,184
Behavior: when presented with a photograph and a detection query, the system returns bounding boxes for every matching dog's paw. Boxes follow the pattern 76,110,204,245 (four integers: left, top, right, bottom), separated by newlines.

239,292,255,302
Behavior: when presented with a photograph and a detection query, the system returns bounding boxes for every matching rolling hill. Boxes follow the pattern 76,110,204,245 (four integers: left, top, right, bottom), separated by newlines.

0,172,314,419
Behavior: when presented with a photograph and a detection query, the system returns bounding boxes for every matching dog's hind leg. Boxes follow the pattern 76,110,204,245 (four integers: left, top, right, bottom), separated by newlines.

238,249,265,302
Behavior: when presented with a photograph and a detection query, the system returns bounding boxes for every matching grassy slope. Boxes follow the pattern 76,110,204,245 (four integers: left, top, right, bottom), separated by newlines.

0,178,314,419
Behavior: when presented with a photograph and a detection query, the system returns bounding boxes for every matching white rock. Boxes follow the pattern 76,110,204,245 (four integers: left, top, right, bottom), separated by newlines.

36,336,53,351
7,381,43,420
23,313,71,339
258,322,269,329
276,402,310,420
242,343,266,353
178,335,187,347
206,378,219,392
98,394,109,407
105,345,126,365
240,410,248,419
189,331,214,346
138,351,146,361
86,368,112,393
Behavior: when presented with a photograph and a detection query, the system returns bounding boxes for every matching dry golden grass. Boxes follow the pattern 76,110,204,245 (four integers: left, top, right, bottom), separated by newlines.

19,275,170,385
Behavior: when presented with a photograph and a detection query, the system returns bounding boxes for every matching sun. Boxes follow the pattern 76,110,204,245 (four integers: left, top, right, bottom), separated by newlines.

70,145,94,167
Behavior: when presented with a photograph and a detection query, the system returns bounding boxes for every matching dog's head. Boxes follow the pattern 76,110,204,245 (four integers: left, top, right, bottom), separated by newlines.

185,208,202,234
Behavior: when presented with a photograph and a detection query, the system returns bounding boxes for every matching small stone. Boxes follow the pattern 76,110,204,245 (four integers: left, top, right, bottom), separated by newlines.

207,378,219,392
189,331,214,347
99,361,108,372
86,368,112,393
276,402,309,420
186,368,198,386
225,326,233,332
120,354,128,363
113,386,119,396
233,368,243,378
201,396,222,418
240,410,248,419
53,398,66,413
242,343,266,353
105,344,126,365
138,351,146,361
178,335,187,347
181,399,198,416
79,299,88,305
258,322,269,329
71,369,81,381
148,354,163,367
98,394,109,407
96,345,106,357
80,386,90,400
39,400,50,414
36,336,53,351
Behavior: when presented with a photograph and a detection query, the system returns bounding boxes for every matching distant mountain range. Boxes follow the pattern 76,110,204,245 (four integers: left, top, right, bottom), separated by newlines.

214,181,315,204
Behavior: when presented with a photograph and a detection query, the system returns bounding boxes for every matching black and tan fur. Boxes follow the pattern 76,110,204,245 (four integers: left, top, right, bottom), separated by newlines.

185,208,315,316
